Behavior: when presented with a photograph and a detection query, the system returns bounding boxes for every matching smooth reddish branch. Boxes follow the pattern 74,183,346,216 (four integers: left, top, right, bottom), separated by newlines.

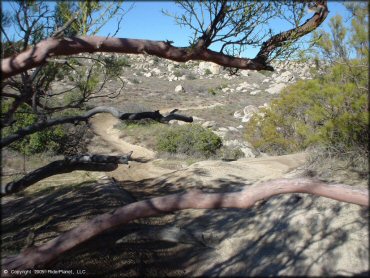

2,178,367,271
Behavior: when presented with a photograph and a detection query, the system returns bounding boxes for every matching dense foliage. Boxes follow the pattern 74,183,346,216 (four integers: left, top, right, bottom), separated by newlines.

245,69,368,155
245,2,368,157
156,124,222,157
2,103,66,155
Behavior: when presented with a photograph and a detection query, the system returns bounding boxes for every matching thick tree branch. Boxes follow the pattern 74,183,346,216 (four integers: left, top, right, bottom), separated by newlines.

2,0,328,80
0,106,193,148
255,1,328,63
1,36,273,80
1,152,132,196
2,178,367,271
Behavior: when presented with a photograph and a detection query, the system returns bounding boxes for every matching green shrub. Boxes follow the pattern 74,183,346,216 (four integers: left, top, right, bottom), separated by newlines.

2,103,67,155
245,63,368,155
131,78,140,84
156,124,222,157
173,70,183,78
208,88,217,95
204,69,212,75
103,55,131,77
186,73,197,80
218,147,245,161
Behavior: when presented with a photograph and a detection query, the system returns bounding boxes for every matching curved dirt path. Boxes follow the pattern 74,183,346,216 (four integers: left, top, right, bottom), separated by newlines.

160,102,224,114
90,113,156,160
89,113,175,181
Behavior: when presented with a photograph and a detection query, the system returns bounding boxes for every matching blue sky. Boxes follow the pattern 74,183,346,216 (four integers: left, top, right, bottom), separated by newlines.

2,1,352,57
101,1,350,42
99,1,351,57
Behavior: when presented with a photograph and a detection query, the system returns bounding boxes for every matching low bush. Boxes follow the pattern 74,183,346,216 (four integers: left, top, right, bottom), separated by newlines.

204,69,212,75
245,62,368,156
218,146,245,161
2,103,67,155
156,124,222,157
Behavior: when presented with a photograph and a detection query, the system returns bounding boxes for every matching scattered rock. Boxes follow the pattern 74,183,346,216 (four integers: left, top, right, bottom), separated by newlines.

236,82,252,92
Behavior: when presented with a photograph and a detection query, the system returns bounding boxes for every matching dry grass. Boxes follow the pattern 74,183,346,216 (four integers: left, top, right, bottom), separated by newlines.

303,146,369,186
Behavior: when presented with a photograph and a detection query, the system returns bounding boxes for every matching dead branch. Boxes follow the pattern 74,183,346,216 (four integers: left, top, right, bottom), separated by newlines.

1,152,132,196
0,106,193,148
2,178,367,271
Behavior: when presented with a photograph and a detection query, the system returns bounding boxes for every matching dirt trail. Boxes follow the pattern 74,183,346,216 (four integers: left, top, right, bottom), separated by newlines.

90,113,156,160
89,113,176,181
160,102,224,114
89,113,307,184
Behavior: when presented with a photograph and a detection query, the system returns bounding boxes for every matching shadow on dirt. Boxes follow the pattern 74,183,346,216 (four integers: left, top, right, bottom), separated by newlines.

1,170,368,277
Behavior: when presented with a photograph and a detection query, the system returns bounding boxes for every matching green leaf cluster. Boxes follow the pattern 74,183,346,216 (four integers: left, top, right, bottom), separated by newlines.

156,124,222,157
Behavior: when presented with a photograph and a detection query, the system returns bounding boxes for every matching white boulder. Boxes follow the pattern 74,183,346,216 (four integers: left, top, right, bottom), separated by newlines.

234,110,243,118
167,64,175,71
250,90,261,95
175,84,185,93
243,105,259,115
240,70,250,77
151,68,161,75
199,62,221,75
242,105,259,123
